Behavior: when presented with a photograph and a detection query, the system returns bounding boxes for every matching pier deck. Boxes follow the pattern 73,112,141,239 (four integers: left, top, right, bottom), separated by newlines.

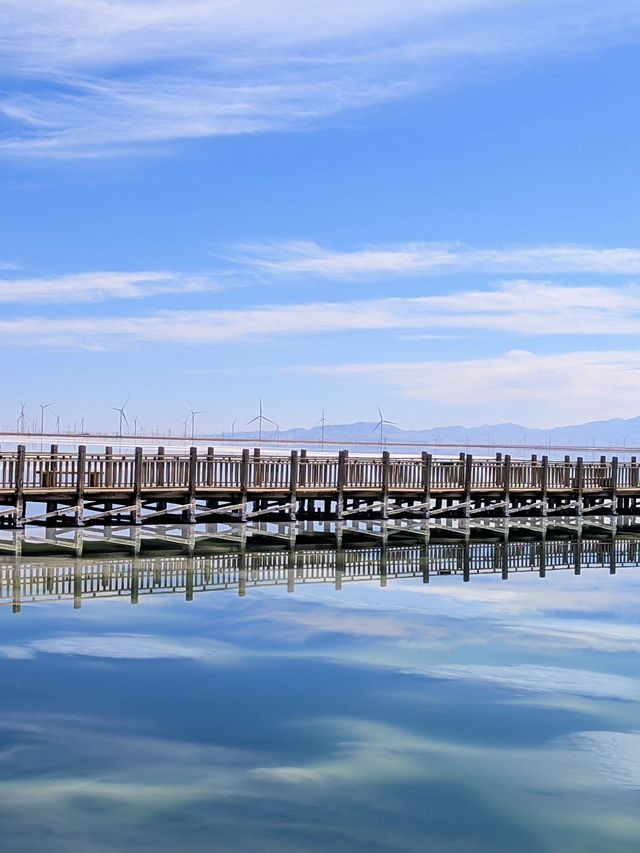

1,445,639,527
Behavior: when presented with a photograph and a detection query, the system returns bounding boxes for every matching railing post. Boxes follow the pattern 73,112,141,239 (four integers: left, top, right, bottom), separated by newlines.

575,456,584,516
50,443,59,488
14,444,25,528
422,452,432,518
611,456,619,516
503,454,511,517
240,448,250,521
289,450,299,521
206,446,214,487
132,446,142,524
253,448,261,488
157,446,165,488
299,448,307,489
75,445,86,526
186,446,197,523
541,455,549,517
463,454,473,517
381,451,390,519
105,446,113,488
337,450,347,520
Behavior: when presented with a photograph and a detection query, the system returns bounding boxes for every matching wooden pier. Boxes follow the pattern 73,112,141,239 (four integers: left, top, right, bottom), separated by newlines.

1,445,640,528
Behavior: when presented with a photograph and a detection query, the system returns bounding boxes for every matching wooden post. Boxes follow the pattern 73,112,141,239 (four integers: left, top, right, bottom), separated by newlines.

299,448,307,489
14,444,25,528
132,446,142,524
289,449,299,521
186,446,197,523
253,448,261,489
422,452,432,519
105,445,113,488
206,446,214,487
576,456,584,516
463,454,473,518
611,456,619,516
381,451,390,520
75,445,86,526
157,446,165,488
541,455,549,517
337,450,347,520
50,443,59,489
240,448,250,521
503,454,511,517
539,535,547,578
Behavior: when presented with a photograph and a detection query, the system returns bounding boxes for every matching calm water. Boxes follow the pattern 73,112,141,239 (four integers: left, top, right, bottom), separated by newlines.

0,545,639,852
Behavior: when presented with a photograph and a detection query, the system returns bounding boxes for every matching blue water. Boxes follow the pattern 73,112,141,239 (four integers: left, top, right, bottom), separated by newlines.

0,557,638,852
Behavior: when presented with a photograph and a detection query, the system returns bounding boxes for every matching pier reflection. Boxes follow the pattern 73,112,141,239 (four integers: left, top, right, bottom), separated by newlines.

2,534,639,612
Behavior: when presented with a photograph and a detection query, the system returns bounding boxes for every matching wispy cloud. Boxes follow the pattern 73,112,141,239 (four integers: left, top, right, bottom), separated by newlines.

399,663,640,702
310,349,640,425
21,633,245,664
2,1,640,157
237,240,640,279
0,270,221,303
2,280,640,345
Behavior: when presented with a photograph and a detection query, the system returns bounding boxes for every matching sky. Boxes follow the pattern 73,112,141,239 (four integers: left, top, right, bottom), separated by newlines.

2,0,640,434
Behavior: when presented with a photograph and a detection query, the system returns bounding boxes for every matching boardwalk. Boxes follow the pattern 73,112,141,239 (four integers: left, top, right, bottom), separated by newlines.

3,536,637,612
1,445,640,527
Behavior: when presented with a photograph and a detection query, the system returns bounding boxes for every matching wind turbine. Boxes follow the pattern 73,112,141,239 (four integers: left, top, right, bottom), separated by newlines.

37,400,57,435
112,399,130,439
247,399,277,444
315,408,327,450
372,405,397,450
16,401,28,434
186,405,205,440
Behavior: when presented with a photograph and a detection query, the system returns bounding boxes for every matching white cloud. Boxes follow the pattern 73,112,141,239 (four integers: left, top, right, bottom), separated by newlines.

26,633,244,663
2,1,640,156
3,280,640,345
500,618,640,653
238,240,640,278
0,270,220,303
311,349,640,426
399,663,640,702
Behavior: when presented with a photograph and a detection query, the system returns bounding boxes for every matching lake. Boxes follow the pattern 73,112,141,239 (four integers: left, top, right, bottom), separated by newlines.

0,538,638,852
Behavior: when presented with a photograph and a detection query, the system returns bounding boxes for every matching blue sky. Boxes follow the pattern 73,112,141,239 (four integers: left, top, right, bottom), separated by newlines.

2,1,640,434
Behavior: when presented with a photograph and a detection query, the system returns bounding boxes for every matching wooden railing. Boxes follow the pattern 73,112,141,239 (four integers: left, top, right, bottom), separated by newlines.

0,447,638,492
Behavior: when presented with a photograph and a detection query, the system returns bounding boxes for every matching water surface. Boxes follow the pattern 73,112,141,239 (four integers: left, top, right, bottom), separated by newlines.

0,543,638,852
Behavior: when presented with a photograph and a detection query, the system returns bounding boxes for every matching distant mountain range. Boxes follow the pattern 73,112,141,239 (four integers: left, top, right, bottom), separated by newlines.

231,416,640,455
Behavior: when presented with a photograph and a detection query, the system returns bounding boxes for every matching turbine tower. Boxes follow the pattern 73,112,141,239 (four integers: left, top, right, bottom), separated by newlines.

37,400,57,435
112,399,130,440
186,405,205,440
247,399,277,444
372,405,397,450
315,408,327,450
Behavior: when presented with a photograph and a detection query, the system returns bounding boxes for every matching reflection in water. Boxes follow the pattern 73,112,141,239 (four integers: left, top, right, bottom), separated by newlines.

0,530,638,852
2,535,639,612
